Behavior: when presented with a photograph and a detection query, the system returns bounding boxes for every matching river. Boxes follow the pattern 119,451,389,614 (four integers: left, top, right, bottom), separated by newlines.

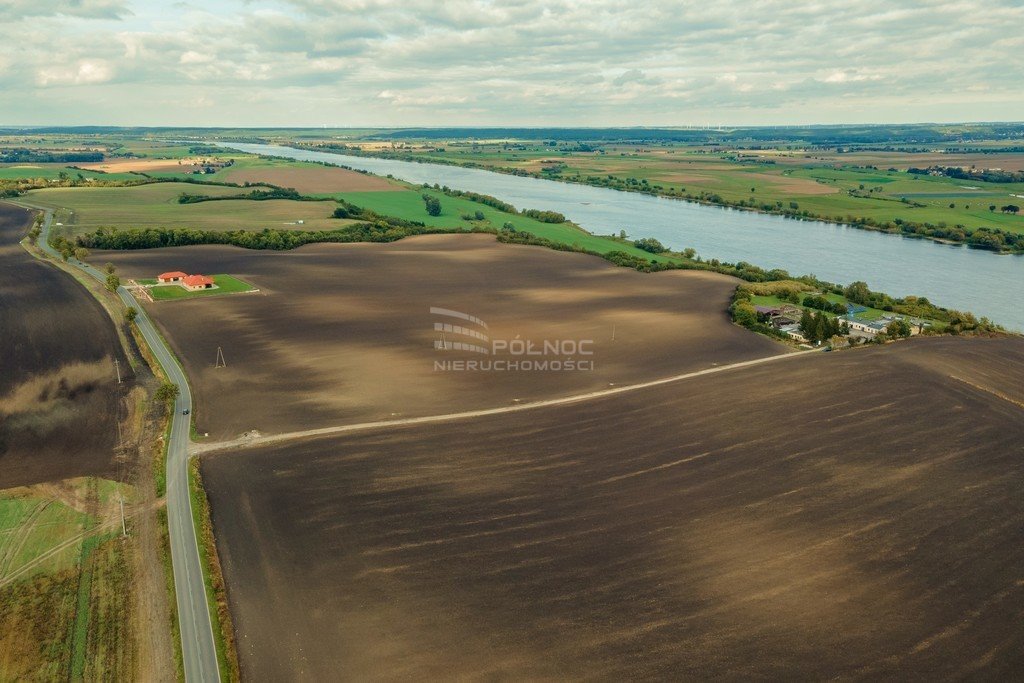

225,142,1024,331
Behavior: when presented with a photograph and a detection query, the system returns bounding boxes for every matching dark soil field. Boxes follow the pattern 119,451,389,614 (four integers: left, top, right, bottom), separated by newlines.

222,164,402,193
0,204,128,489
203,335,1024,680
93,235,781,440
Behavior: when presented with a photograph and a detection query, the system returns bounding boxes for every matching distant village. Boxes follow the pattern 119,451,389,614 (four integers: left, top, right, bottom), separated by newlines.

754,302,929,344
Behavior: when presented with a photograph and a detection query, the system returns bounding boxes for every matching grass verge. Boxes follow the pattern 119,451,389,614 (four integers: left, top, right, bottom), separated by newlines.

156,505,184,680
188,459,240,681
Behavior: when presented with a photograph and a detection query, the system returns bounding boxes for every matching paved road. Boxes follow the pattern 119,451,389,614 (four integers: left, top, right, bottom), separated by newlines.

195,346,821,456
14,202,221,682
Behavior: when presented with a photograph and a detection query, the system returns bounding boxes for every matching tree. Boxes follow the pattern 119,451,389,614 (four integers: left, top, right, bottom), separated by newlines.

813,312,828,343
154,383,180,403
989,205,996,212
105,273,120,292
473,210,485,221
799,308,815,338
73,247,89,261
422,194,442,216
633,237,667,254
124,307,138,323
105,262,116,274
682,247,697,259
1001,204,1020,214
885,318,912,338
843,280,871,305
731,300,758,328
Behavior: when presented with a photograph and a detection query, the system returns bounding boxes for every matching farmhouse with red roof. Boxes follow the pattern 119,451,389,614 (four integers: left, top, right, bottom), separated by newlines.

182,274,216,291
157,271,187,283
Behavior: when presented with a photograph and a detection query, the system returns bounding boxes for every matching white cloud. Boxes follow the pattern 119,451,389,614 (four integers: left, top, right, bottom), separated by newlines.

0,0,131,20
179,50,213,65
0,0,1022,125
36,60,115,87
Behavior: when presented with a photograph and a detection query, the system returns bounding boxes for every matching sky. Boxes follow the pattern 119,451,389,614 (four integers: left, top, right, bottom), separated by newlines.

1,0,1022,128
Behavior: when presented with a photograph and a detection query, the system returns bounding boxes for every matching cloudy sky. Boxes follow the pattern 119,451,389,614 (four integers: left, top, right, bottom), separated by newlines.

1,0,1021,127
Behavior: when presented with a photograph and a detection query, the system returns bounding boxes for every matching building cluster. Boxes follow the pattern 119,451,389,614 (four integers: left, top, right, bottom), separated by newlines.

755,302,927,343
157,271,216,291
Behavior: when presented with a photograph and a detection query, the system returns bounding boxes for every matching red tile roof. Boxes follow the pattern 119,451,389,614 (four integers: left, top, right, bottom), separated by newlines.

183,274,214,287
158,271,187,280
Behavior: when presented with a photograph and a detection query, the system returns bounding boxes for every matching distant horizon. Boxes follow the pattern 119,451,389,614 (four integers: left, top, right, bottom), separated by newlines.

3,121,1024,131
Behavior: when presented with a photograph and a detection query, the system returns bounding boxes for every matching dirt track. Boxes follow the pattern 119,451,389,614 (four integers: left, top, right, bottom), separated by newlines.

94,235,781,440
0,204,128,488
203,335,1024,680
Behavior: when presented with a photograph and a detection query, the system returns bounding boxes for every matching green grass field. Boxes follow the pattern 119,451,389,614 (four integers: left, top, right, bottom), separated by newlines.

0,495,91,580
145,274,256,300
327,187,681,262
143,154,291,183
108,140,196,159
0,479,123,584
0,478,136,682
27,183,347,236
0,164,140,182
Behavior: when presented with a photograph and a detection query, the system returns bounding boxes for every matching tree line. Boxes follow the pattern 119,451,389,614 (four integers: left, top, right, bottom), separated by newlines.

77,221,461,251
908,165,1024,184
177,187,306,204
0,148,104,163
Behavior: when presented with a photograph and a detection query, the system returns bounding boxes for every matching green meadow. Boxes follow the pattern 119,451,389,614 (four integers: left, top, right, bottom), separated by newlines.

27,183,344,236
324,187,680,262
0,164,140,182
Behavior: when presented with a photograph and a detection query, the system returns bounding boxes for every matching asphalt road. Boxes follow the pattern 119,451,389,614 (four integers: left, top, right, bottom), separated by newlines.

17,202,221,682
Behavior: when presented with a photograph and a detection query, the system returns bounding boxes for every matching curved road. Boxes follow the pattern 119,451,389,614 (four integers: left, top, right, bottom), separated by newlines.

14,202,220,682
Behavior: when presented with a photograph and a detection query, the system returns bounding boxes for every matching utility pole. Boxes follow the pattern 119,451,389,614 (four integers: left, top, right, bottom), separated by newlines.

611,324,616,342
119,493,127,537
114,358,121,384
215,346,226,368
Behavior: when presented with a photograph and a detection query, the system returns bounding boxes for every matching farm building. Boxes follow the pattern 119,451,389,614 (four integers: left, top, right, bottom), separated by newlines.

183,274,216,291
158,271,187,283
842,316,890,337
755,304,801,329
